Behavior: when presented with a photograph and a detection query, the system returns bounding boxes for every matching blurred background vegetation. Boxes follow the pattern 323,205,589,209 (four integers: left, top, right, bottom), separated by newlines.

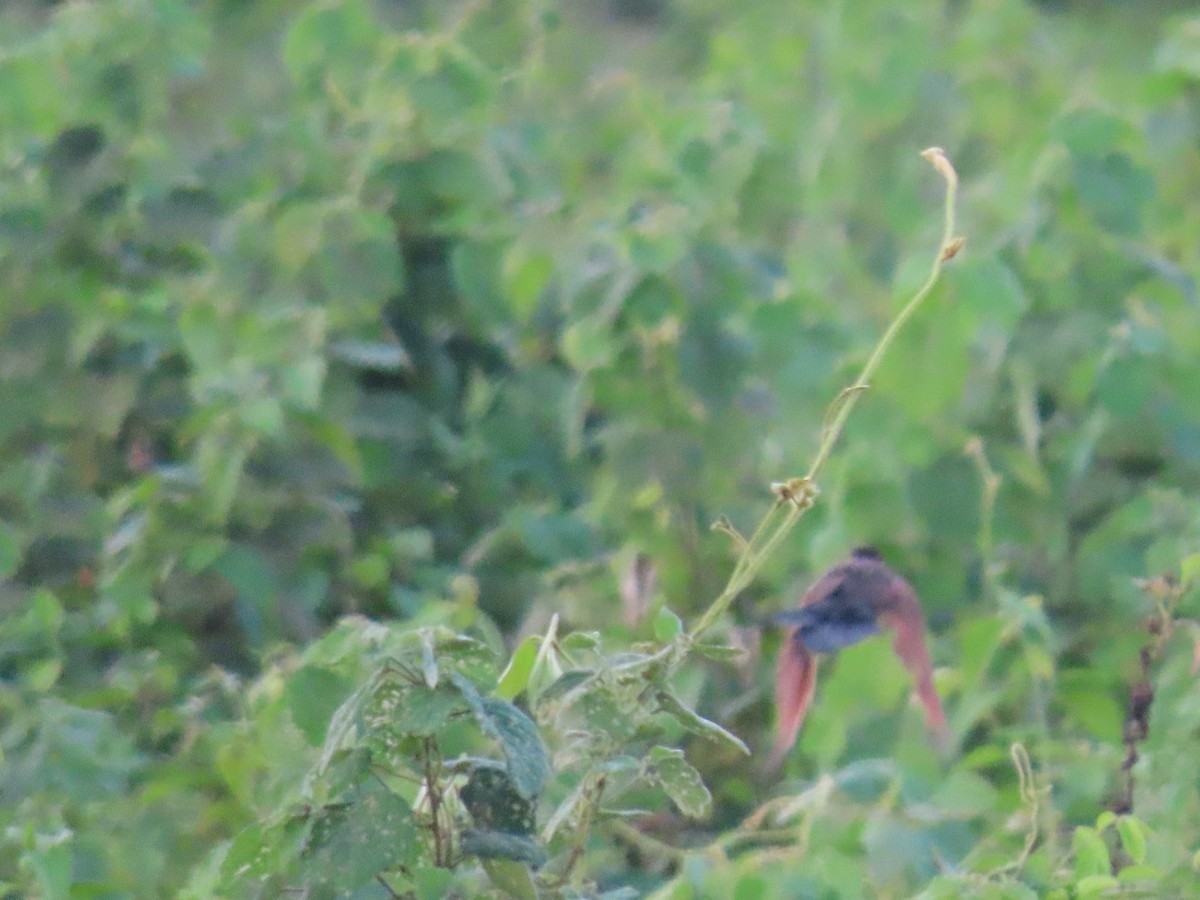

2,0,1200,896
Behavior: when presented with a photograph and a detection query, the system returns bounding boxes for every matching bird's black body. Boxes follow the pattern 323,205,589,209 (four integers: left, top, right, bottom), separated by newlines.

769,546,948,766
771,547,889,653
772,584,879,653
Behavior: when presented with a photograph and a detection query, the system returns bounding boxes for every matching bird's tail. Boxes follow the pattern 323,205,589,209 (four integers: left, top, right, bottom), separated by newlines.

768,631,818,770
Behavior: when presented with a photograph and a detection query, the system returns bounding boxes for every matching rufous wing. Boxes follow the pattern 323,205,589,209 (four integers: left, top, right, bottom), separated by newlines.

769,629,818,770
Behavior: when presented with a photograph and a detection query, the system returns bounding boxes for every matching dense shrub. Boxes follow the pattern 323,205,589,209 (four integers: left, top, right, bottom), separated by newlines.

1,0,1199,896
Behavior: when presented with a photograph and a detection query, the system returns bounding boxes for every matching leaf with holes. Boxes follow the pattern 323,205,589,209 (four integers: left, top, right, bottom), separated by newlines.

644,746,711,819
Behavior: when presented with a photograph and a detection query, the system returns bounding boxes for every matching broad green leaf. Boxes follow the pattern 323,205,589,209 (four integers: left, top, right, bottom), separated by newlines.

1072,826,1111,880
238,394,283,437
1156,16,1200,79
653,605,683,641
318,208,404,309
411,865,454,900
645,746,711,819
536,669,594,708
409,47,495,127
1095,355,1156,418
1180,551,1200,585
451,674,549,799
691,642,748,663
480,858,538,900
460,830,547,869
502,247,552,317
929,771,999,818
949,257,1029,335
1117,863,1161,884
574,683,641,745
366,679,468,738
219,813,311,887
1054,109,1133,158
178,303,224,373
496,636,541,701
1115,816,1148,864
1071,152,1155,236
559,632,602,654
213,544,279,643
655,689,750,755
542,775,592,844
1074,874,1119,898
318,671,386,773
562,315,617,372
283,0,378,90
285,666,352,746
23,837,72,900
957,616,1008,689
297,781,417,890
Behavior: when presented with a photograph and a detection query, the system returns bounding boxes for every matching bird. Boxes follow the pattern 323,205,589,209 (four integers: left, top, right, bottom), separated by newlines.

769,546,948,768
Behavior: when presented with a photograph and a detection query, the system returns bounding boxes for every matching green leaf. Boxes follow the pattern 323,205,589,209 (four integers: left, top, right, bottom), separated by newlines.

562,315,617,372
496,635,541,701
297,781,417,890
645,746,711,819
1117,863,1161,884
23,835,72,900
691,642,748,663
1180,551,1200,586
318,208,404,309
655,689,750,755
419,631,498,688
949,257,1029,335
1054,108,1133,158
286,666,352,746
1156,17,1200,80
451,674,549,799
410,47,494,121
559,632,602,654
534,669,594,707
219,814,310,887
1072,826,1111,880
929,771,1000,818
1071,152,1155,236
283,0,378,90
653,605,683,641
460,830,548,869
542,774,594,844
480,858,539,899
573,682,641,745
1095,355,1156,418
411,865,454,900
1074,874,1119,898
365,678,468,738
213,544,279,643
502,247,552,317
1115,816,1148,864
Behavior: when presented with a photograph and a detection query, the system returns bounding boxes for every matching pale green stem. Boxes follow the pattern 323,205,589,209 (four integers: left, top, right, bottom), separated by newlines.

688,148,962,643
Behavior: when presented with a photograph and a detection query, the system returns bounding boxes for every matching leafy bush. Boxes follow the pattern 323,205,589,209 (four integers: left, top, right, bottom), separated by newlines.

2,0,1200,897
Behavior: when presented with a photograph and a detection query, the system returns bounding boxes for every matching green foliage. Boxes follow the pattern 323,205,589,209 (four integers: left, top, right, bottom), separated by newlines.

3,0,1200,897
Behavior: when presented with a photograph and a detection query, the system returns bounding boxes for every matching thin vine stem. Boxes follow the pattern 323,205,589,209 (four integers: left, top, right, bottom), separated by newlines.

688,147,962,643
